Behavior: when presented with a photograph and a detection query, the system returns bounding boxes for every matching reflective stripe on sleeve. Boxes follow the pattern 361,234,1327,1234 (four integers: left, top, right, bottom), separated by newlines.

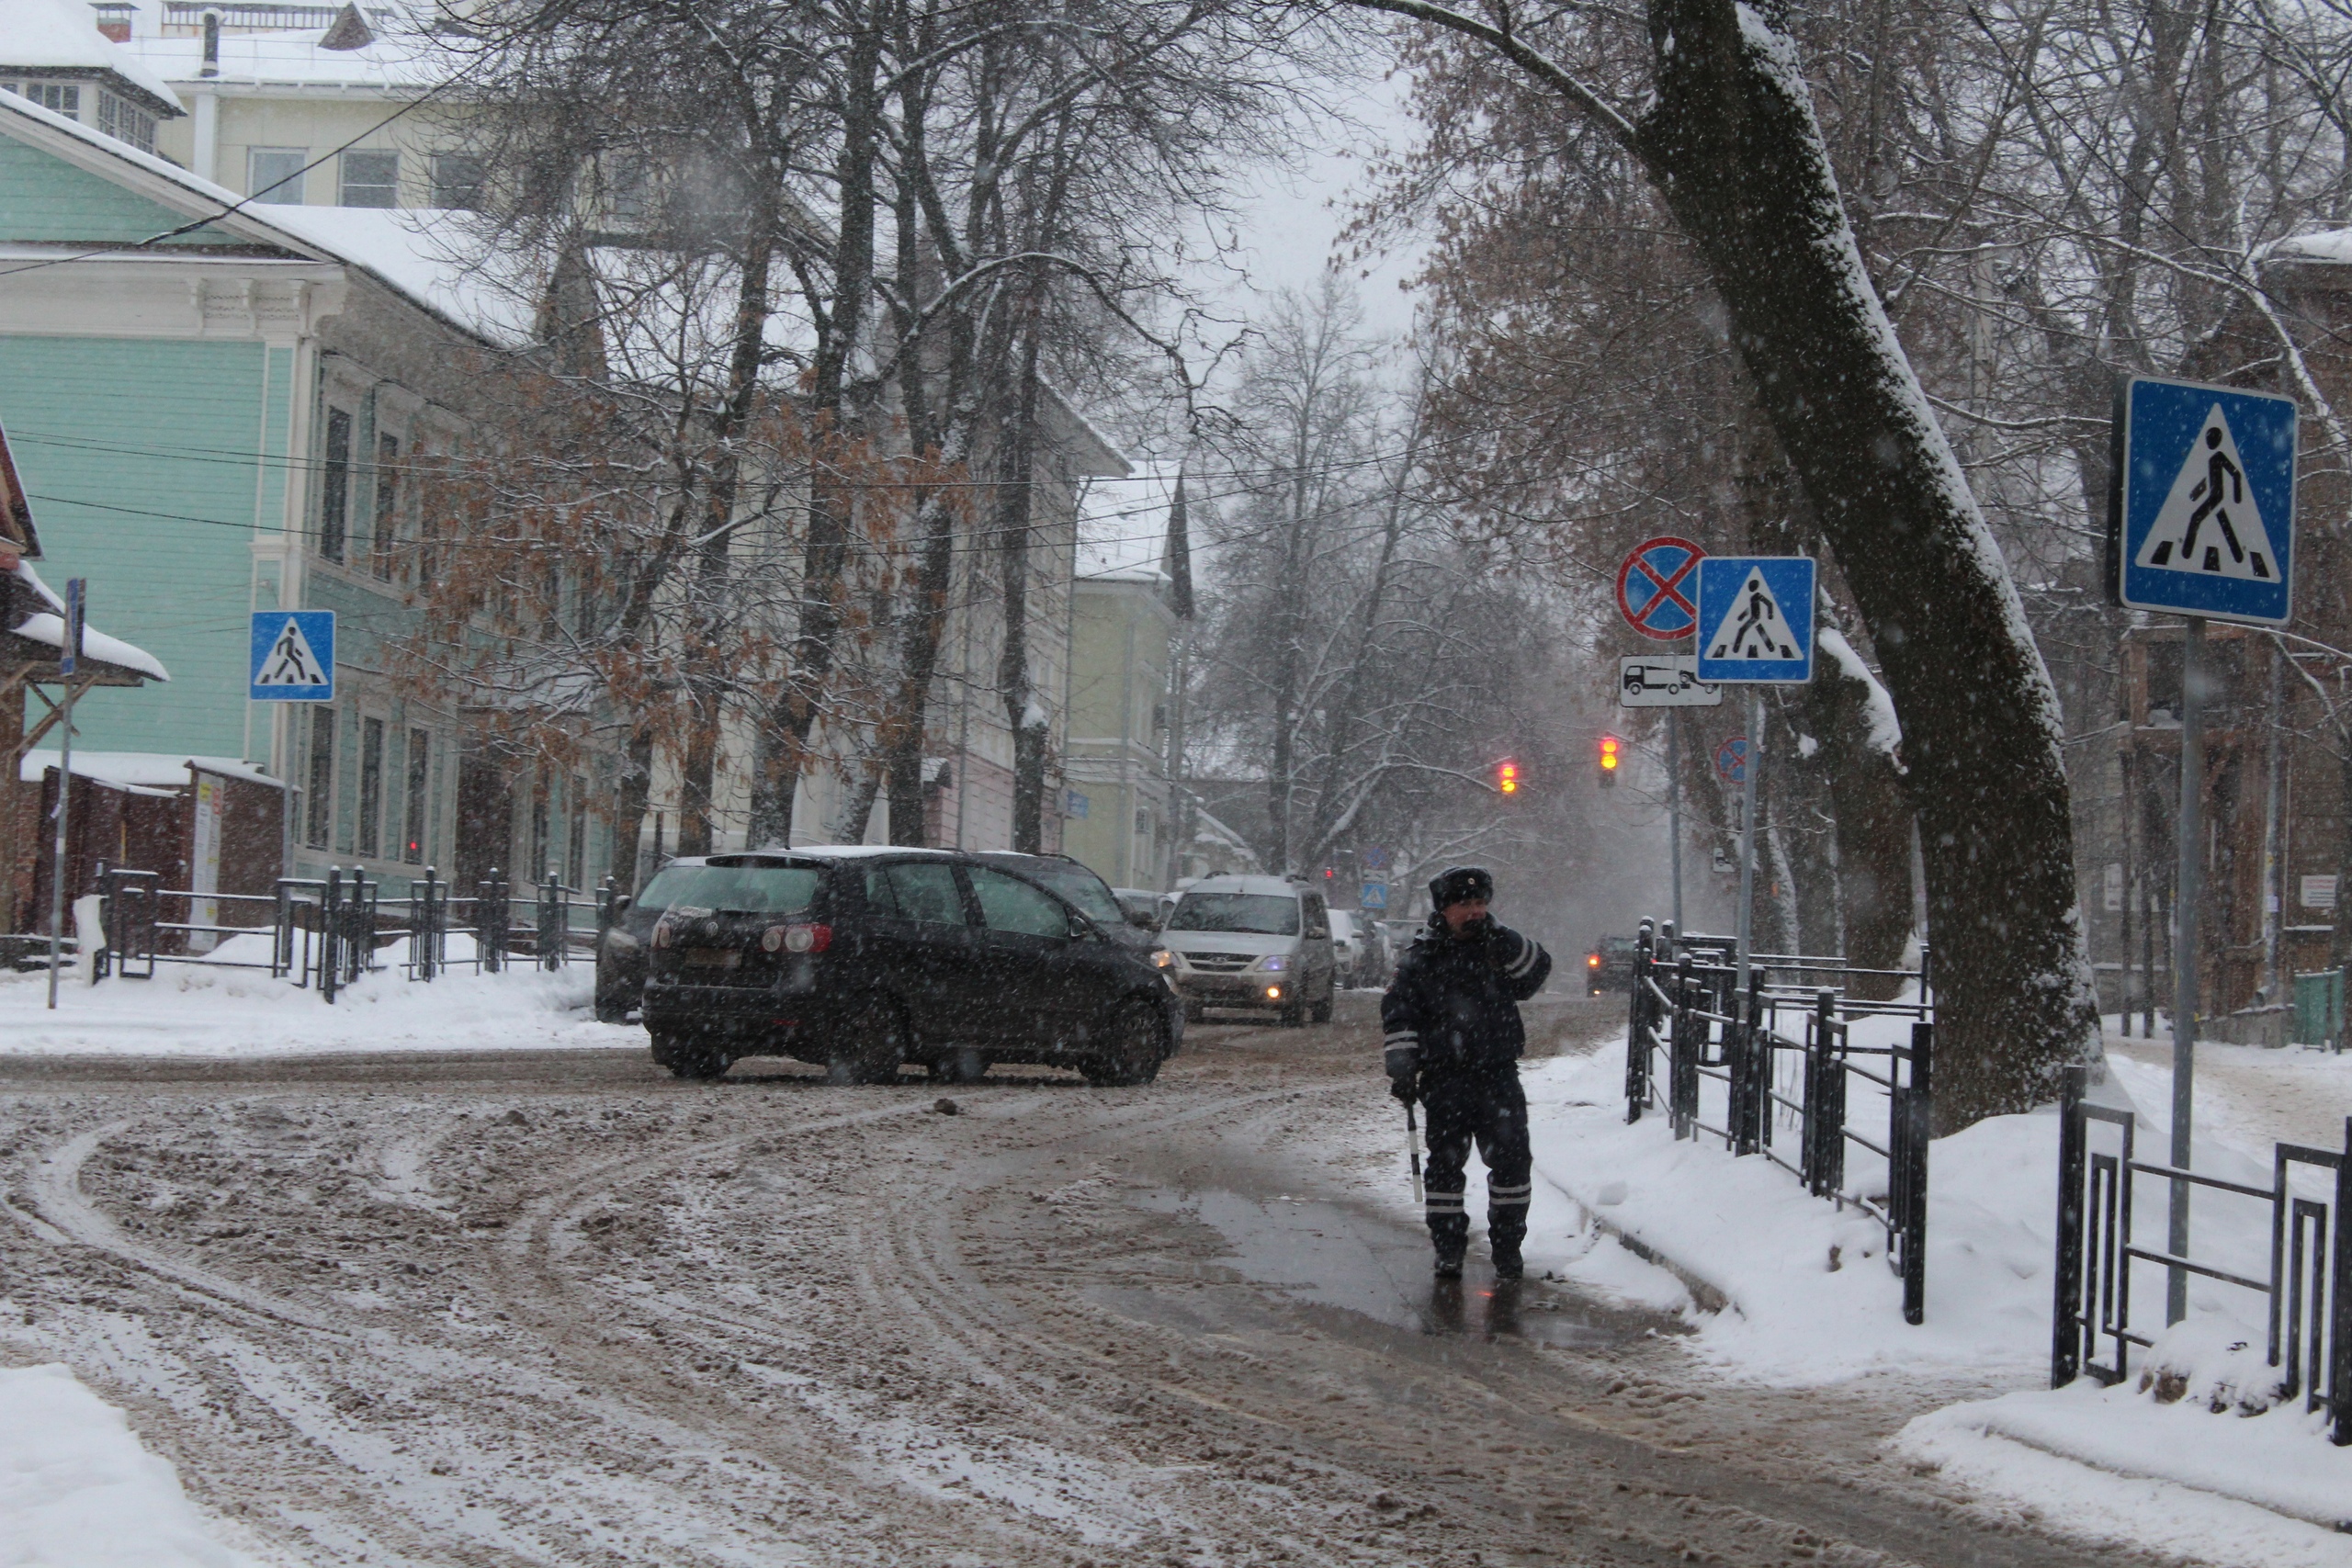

1505,940,1541,978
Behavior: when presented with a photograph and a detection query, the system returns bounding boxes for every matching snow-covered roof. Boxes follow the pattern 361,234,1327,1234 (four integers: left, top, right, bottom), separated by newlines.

1075,464,1179,584
17,751,281,789
258,205,536,344
7,558,169,680
119,25,454,91
0,0,187,111
0,87,530,345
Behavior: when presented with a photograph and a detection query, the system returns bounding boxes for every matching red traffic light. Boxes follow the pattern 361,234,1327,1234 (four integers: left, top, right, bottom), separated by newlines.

1497,760,1519,795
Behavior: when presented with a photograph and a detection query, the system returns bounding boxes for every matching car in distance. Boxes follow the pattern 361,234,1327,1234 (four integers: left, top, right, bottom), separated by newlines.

1587,934,1642,996
594,856,710,1021
638,849,1182,1085
1161,874,1338,1026
1111,886,1165,931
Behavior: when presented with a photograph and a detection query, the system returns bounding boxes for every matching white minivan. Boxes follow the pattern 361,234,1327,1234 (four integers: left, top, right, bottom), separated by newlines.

1162,875,1338,1026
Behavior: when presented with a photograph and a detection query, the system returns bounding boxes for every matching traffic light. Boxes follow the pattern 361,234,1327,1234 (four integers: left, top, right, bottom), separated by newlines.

1497,759,1519,795
1599,734,1622,787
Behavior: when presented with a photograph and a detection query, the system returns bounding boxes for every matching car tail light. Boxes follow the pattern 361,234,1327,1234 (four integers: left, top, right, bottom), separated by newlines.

764,922,831,954
1588,953,1600,969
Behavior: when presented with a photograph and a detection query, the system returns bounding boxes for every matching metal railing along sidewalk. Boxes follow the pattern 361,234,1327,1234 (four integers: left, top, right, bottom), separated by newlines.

1623,919,1934,1325
2052,1064,2351,1445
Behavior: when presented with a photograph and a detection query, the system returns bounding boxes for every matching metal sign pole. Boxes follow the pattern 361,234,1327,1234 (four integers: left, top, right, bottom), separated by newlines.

1735,688,1759,1000
2168,615,2204,1325
1668,709,1685,935
46,579,85,1010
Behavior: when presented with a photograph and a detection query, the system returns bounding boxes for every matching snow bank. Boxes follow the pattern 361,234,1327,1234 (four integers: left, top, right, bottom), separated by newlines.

1897,1386,2352,1566
1519,1025,2051,1384
0,932,639,1056
0,1363,261,1567
1519,1025,2352,1556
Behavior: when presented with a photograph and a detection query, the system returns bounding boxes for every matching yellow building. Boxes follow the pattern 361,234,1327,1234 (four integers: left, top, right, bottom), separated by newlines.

1063,465,1190,891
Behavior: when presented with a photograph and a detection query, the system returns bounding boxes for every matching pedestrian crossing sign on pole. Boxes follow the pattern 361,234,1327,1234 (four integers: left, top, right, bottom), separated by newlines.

1695,557,1815,683
2110,374,2297,626
249,610,335,701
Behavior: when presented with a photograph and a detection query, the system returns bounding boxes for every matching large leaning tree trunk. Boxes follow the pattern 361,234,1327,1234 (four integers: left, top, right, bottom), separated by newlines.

1355,0,2100,1128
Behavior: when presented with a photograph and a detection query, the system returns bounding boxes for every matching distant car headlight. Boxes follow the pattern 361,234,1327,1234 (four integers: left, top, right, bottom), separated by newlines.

1149,948,1175,969
1253,953,1288,973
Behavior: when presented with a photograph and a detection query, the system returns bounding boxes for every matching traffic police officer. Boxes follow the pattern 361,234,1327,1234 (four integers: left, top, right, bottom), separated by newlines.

1381,866,1552,1279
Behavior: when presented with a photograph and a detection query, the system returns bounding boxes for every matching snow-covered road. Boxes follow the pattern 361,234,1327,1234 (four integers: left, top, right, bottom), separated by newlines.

0,999,2177,1567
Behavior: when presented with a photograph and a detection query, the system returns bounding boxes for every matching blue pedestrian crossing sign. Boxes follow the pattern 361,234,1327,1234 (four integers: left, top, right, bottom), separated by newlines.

249,610,334,701
1360,882,1388,910
1695,557,1815,683
2112,375,2297,625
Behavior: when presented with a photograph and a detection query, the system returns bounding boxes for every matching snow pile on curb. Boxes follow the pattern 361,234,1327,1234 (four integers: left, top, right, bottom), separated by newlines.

1517,1027,2352,1561
1897,1385,2352,1568
0,1363,262,1566
0,933,638,1056
1519,1029,2052,1384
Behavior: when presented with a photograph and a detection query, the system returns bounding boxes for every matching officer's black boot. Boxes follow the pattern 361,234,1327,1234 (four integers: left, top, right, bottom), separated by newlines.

1488,1199,1530,1281
1430,1213,1469,1279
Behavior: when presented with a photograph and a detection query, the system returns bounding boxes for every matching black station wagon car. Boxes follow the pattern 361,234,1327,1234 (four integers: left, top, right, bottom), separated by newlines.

637,848,1183,1085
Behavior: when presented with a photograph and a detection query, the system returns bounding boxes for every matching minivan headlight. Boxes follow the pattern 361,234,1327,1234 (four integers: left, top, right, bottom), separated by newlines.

1149,948,1175,969
1253,953,1288,973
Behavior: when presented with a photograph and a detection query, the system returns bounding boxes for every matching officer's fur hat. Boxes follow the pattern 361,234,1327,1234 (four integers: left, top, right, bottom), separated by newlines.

1427,865,1494,910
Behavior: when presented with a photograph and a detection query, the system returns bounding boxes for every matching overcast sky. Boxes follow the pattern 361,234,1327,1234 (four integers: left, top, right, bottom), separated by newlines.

1206,68,1427,345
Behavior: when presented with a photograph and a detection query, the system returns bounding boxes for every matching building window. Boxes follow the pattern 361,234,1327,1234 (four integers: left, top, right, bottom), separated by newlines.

430,152,485,210
250,148,306,204
95,91,155,153
404,728,430,863
8,82,83,119
304,706,336,849
340,149,399,208
357,716,385,857
319,407,351,562
567,777,587,888
371,433,400,580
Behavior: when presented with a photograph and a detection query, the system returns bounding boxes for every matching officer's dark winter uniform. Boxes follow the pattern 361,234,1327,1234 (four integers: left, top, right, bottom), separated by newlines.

1381,867,1551,1279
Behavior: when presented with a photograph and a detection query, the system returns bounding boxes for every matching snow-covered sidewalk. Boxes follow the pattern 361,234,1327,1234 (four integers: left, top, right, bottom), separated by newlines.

1500,1029,2352,1567
0,933,639,1056
0,1364,265,1566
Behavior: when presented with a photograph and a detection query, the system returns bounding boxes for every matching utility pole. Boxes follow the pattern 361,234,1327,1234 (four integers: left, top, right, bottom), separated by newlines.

2168,617,2204,1325
46,578,85,1010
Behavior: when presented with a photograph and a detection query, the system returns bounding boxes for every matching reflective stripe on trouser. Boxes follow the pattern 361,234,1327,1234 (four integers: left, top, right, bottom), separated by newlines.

1420,1065,1532,1253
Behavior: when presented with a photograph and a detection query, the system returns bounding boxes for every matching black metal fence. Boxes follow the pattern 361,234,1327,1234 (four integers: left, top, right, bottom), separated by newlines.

1624,919,1935,1325
86,865,620,1003
2052,1065,2351,1444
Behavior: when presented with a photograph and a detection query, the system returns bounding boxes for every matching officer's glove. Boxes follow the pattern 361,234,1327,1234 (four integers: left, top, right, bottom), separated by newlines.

1384,1044,1419,1103
1485,923,1520,971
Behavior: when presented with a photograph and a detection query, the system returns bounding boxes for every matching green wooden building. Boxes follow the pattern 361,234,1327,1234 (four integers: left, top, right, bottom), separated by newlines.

0,85,615,904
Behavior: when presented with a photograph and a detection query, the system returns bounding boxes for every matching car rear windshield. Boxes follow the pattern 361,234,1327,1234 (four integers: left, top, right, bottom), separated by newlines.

1167,893,1299,935
649,863,824,916
994,858,1122,925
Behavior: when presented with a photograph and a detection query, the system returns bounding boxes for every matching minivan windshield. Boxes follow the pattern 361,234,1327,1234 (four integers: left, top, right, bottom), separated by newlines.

648,863,823,916
1167,893,1299,935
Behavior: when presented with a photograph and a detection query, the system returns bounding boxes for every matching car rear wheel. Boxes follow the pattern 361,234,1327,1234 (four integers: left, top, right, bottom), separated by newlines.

650,1029,729,1081
1081,999,1163,1087
829,998,909,1085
